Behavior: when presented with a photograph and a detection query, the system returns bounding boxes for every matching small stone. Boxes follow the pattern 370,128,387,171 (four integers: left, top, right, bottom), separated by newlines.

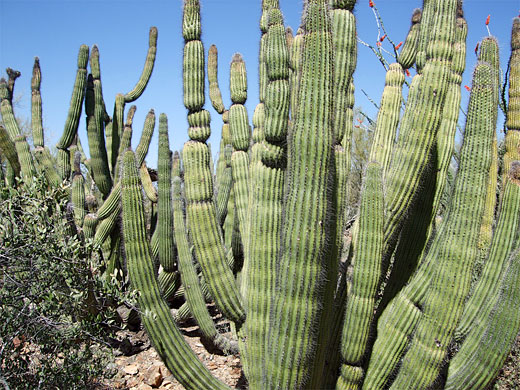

145,366,163,387
126,377,139,387
124,364,139,375
138,384,153,390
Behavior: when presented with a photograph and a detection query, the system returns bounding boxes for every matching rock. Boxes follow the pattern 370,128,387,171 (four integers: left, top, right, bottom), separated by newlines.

145,366,163,387
126,377,139,387
138,384,153,390
124,364,139,375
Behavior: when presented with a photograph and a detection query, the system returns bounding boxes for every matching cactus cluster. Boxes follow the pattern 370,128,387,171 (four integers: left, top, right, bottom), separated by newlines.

1,1,520,390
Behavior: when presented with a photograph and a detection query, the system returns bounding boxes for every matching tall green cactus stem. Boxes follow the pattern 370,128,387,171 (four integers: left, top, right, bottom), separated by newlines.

230,53,247,105
368,63,405,174
381,0,457,274
455,29,520,340
290,28,304,120
83,213,98,240
173,171,238,354
215,145,232,226
242,7,289,387
337,162,384,390
182,0,244,324
0,124,20,177
56,147,71,182
229,53,251,254
379,10,466,308
398,9,422,70
121,150,229,390
388,61,495,390
183,141,245,323
13,136,36,181
208,45,225,114
259,0,280,103
477,37,500,250
124,26,157,102
31,58,44,148
266,1,335,388
415,0,435,72
135,109,156,166
506,18,520,134
71,168,86,228
56,45,89,150
157,114,176,272
34,146,60,188
110,94,125,172
86,47,112,196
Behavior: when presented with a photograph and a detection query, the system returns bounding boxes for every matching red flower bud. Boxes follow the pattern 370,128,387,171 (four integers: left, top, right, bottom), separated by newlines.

405,69,411,77
369,0,374,8
380,34,387,42
464,85,471,92
485,14,490,25
395,42,403,50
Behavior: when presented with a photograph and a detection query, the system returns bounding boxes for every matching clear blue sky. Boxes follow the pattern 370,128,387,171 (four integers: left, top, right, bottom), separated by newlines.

0,0,518,167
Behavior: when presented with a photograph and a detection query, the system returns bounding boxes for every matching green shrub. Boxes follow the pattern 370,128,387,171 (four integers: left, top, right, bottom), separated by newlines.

0,175,121,389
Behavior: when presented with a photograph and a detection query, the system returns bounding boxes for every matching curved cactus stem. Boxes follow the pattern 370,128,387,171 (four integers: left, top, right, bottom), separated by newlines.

379,10,466,310
121,150,229,390
397,9,422,70
56,45,89,150
388,61,496,390
445,245,520,390
208,45,225,114
135,109,156,167
124,26,157,103
140,162,158,203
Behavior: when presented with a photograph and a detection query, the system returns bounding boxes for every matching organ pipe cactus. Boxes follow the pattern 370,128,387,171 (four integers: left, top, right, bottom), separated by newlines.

3,1,520,390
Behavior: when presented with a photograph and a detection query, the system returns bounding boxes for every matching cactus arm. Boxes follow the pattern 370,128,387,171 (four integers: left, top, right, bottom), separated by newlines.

369,63,405,174
56,147,71,182
505,18,520,135
121,150,229,390
135,109,156,167
445,246,520,389
208,45,225,114
85,47,112,196
215,144,232,226
56,45,89,150
173,169,238,354
31,58,44,148
337,162,384,390
109,94,125,173
157,114,176,272
34,146,61,188
140,162,158,203
397,9,422,70
124,26,157,103
96,181,121,220
71,168,86,228
387,61,496,390
378,10,466,309
0,124,20,177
